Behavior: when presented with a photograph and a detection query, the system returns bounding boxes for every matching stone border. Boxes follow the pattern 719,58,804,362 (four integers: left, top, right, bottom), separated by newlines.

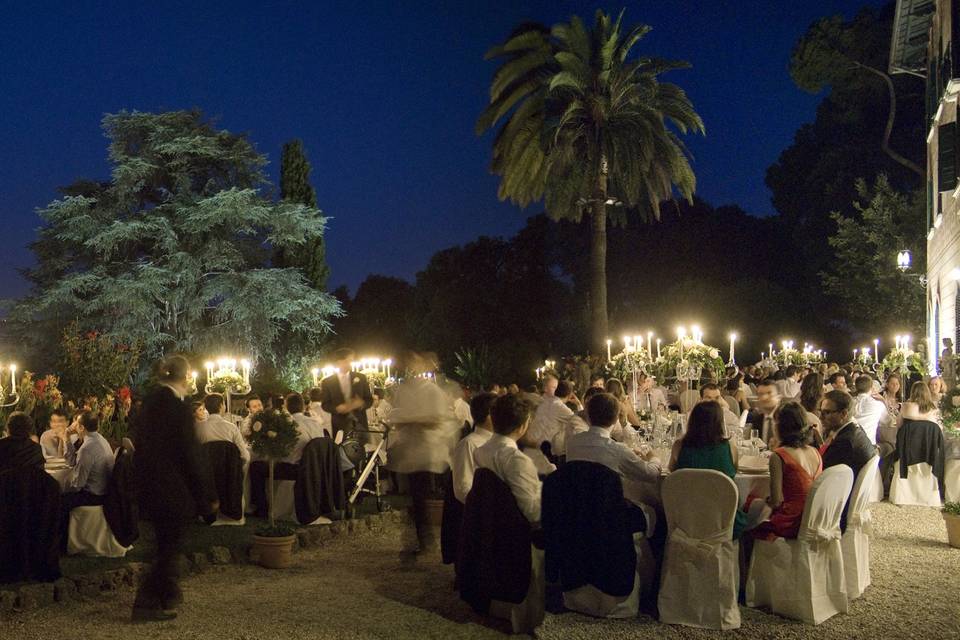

0,510,410,617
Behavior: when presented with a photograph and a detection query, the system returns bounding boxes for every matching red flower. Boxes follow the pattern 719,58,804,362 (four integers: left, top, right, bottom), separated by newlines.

118,386,132,402
85,331,99,340
35,379,48,394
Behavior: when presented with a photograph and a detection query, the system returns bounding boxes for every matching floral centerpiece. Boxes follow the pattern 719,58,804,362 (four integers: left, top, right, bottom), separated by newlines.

207,369,245,394
247,409,299,536
774,347,805,368
606,348,653,383
880,347,927,377
660,338,725,383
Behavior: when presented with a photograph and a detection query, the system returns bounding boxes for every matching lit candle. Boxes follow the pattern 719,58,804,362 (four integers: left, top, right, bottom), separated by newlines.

623,335,631,351
646,332,653,357
853,349,858,362
633,336,642,354
241,359,250,384
312,367,320,386
656,339,661,359
874,339,879,360
205,361,214,381
9,364,16,394
606,339,612,362
769,343,774,358
385,358,392,379
677,327,686,359
729,333,737,363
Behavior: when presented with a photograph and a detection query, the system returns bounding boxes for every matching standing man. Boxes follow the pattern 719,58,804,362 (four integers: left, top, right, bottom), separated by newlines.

320,348,374,441
132,356,217,622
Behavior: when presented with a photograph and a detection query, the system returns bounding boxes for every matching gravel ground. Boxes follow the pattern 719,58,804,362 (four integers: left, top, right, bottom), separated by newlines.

1,502,958,639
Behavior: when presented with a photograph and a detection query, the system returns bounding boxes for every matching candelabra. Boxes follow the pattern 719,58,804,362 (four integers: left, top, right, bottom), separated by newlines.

204,357,252,414
0,364,20,408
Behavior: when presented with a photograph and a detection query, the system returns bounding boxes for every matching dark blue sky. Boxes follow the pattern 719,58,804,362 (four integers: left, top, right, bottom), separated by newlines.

0,0,885,298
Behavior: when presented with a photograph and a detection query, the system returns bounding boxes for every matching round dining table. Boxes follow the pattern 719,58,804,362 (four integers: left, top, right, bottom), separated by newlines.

45,464,72,492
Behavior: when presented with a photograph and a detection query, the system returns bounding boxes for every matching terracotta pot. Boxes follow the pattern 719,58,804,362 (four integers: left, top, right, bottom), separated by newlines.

424,498,445,527
253,534,296,569
945,513,960,549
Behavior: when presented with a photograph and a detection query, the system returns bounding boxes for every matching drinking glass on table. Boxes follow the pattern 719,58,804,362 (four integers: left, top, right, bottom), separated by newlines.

750,429,759,455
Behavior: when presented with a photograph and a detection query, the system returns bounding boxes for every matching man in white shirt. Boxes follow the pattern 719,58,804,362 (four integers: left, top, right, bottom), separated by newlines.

527,376,586,457
195,394,250,464
851,375,892,445
239,395,264,438
286,393,329,464
475,394,542,523
566,393,660,533
700,383,741,438
307,388,334,436
59,412,115,546
776,366,802,400
634,373,668,414
451,392,496,503
827,372,849,394
39,409,70,459
451,386,474,430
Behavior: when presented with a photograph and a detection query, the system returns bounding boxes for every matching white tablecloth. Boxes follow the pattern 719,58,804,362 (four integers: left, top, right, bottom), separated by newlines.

46,466,71,492
624,469,769,509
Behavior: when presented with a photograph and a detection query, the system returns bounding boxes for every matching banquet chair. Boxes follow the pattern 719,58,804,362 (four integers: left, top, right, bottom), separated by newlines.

659,469,740,630
202,441,247,526
946,459,960,503
738,410,749,434
841,454,879,600
889,461,942,507
745,465,853,625
68,506,131,557
723,395,740,416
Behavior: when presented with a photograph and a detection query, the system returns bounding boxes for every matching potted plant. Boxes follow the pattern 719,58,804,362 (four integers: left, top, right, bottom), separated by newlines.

944,502,960,549
424,475,446,527
247,408,300,568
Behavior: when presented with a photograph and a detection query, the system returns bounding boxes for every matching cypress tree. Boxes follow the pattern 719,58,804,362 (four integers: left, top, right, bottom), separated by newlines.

280,139,329,290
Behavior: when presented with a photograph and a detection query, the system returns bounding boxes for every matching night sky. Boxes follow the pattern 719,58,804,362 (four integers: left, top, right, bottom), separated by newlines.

0,0,886,300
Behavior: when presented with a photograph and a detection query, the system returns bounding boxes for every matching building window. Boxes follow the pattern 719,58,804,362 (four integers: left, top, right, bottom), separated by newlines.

939,121,958,192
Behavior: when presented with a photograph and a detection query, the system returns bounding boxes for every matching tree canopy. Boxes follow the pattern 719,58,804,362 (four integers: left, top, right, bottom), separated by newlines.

15,110,341,371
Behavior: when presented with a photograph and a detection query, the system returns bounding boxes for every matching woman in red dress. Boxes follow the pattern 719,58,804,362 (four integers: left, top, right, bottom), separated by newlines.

750,402,822,540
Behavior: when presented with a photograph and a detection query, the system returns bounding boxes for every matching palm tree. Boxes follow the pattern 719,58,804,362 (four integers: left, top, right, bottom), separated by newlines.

477,10,705,352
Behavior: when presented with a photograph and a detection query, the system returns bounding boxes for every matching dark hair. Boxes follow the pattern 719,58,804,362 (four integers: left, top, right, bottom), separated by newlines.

785,365,799,378
883,375,902,401
191,400,204,415
157,355,190,384
308,387,323,402
49,408,69,421
245,395,262,408
828,372,847,386
757,378,777,390
586,393,620,428
332,348,355,362
80,411,99,433
285,393,305,414
583,386,604,404
699,382,720,398
469,392,497,425
203,393,224,414
556,380,573,398
854,375,874,394
724,377,740,393
489,394,531,435
5,412,33,438
682,402,726,448
822,389,853,414
799,372,824,413
775,402,811,448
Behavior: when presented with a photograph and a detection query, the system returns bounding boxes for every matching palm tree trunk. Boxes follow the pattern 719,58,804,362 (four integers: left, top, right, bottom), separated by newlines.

590,157,609,354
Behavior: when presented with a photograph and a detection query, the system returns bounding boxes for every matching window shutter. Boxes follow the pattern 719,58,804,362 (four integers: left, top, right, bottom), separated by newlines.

939,121,958,192
928,177,934,230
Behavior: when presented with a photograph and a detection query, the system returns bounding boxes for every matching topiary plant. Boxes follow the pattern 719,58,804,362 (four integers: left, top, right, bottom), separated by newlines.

247,409,299,533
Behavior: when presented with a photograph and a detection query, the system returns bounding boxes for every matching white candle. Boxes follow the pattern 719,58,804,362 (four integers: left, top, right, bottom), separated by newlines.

729,333,737,363
874,339,879,360
9,364,16,394
606,339,612,362
656,339,661,359
646,332,653,357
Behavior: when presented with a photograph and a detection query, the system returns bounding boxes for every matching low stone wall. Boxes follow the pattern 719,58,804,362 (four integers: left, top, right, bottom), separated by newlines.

0,510,411,617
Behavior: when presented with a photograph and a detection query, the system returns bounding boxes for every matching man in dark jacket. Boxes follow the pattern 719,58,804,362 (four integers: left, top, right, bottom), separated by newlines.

0,412,44,475
131,356,217,622
319,348,374,440
820,390,876,532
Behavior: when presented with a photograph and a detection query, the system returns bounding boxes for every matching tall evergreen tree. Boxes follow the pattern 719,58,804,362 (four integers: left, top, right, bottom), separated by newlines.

278,139,330,291
15,110,341,372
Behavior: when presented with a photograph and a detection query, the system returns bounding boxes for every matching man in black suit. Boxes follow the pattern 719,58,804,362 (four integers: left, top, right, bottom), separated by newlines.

0,412,44,475
132,356,217,622
819,390,877,532
320,348,374,440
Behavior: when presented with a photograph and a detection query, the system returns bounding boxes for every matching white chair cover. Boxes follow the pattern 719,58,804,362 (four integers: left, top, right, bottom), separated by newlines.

562,533,655,618
746,465,853,625
67,506,131,558
658,469,740,630
868,464,884,503
946,459,960,503
679,390,700,414
841,455,879,600
213,466,248,526
889,461,942,507
268,479,331,525
489,544,545,634
738,410,749,433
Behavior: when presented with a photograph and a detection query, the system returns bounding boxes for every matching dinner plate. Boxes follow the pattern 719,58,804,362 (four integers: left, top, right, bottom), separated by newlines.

45,463,68,471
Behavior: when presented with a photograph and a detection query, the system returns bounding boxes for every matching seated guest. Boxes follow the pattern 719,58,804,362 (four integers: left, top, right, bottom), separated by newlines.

776,365,802,400
567,393,660,533
745,379,781,445
475,394,542,523
0,412,44,474
798,373,824,435
819,390,875,532
60,412,115,545
699,383,740,438
451,393,496,504
900,381,941,424
634,373,668,415
239,395,264,438
669,401,746,539
749,402,822,540
604,379,641,427
449,383,474,431
307,387,334,435
195,394,250,465
826,372,849,394
526,375,585,458
725,376,749,413
39,409,70,459
191,401,208,424
881,375,902,416
852,375,892,445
